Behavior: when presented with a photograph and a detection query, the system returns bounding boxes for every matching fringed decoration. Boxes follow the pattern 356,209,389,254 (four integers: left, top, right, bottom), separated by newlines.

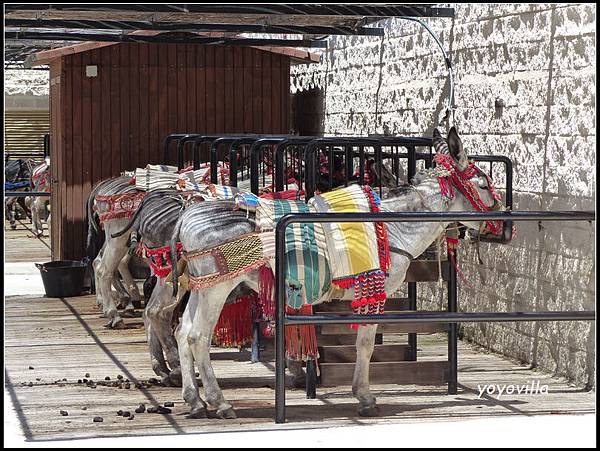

143,243,184,278
363,185,391,273
213,294,256,348
332,270,387,330
446,233,475,290
257,265,276,320
284,304,319,361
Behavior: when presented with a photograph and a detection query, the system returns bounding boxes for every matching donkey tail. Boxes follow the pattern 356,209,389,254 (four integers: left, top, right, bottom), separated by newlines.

170,213,185,298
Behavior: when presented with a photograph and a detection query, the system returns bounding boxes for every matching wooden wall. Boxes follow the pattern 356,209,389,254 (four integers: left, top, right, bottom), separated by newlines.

49,43,291,260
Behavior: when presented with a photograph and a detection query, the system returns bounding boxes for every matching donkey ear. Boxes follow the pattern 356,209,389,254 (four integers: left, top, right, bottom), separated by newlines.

447,126,463,158
432,127,449,154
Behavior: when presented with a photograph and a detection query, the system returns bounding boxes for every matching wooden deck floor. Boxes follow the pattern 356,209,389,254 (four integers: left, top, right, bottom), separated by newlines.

5,294,594,442
4,219,51,263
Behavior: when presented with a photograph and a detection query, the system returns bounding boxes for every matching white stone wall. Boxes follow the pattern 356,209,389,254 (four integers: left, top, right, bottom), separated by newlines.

292,3,596,387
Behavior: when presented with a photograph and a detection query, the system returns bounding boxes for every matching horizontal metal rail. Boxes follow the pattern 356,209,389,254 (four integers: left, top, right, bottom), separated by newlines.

285,311,595,326
4,191,51,197
275,210,595,424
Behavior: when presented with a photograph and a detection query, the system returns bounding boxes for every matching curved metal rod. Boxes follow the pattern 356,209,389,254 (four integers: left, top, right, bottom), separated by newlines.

400,17,454,124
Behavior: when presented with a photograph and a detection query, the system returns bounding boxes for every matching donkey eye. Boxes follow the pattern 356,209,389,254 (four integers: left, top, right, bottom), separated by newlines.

478,177,488,189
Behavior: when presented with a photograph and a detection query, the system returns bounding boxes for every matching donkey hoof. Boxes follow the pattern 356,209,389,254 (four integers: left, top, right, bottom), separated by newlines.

121,309,135,318
10,224,17,230
358,405,380,417
216,406,237,419
104,319,125,329
185,406,207,419
167,370,182,387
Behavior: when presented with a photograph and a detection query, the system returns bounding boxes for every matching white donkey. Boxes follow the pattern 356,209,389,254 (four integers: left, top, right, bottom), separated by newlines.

86,176,144,328
169,127,506,419
25,159,51,237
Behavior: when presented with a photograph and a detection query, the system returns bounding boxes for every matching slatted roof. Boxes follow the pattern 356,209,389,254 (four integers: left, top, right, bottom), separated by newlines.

4,4,454,68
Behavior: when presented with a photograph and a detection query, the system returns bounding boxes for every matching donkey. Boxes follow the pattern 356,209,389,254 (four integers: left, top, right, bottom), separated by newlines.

5,158,35,229
168,127,505,419
86,176,144,328
25,160,51,237
110,189,205,386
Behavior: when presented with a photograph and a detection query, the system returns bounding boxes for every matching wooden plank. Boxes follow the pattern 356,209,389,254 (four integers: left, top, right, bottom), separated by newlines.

233,46,244,132
282,57,290,133
224,46,234,133
138,43,150,166
262,50,272,134
205,46,216,133
319,361,449,386
167,43,178,139
252,48,262,133
129,43,140,169
119,44,131,172
214,46,225,133
242,47,253,133
271,54,282,134
318,322,448,335
80,50,92,258
405,260,450,282
157,44,169,164
315,334,383,346
196,45,206,141
318,344,412,363
148,43,160,165
110,45,121,177
100,46,112,181
314,298,411,313
176,43,187,141
71,53,83,260
89,48,101,211
186,43,196,136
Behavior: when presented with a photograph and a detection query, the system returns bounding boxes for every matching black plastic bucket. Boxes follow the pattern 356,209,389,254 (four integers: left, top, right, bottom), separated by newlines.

35,260,87,298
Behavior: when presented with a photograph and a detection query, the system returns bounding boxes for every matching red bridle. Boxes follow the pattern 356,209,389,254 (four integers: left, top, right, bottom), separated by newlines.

434,153,504,236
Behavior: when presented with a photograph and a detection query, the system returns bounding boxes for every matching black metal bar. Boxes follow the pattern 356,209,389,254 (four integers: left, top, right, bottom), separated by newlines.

274,209,595,424
273,137,318,191
5,18,385,37
251,138,284,194
306,359,318,399
406,144,418,363
43,133,50,158
447,250,458,395
176,134,202,170
284,311,596,325
162,133,188,165
6,31,329,48
5,4,455,18
4,191,51,197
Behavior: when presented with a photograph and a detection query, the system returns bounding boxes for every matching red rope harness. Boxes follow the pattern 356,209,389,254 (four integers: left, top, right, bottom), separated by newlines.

434,154,503,235
143,242,184,278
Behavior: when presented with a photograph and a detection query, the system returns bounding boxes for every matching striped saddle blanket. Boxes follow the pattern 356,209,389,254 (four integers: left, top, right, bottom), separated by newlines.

253,184,389,312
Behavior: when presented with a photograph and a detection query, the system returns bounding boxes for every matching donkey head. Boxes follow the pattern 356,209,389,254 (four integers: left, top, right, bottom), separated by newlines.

434,126,503,233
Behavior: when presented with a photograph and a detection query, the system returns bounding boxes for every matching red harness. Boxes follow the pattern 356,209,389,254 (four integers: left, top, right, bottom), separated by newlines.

94,192,146,227
142,242,184,278
434,153,504,235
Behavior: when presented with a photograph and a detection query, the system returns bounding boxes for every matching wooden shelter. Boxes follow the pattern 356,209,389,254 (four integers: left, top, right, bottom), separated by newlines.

38,42,316,260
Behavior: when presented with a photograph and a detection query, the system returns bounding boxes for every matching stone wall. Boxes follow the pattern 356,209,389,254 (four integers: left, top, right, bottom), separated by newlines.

4,69,49,108
291,3,595,388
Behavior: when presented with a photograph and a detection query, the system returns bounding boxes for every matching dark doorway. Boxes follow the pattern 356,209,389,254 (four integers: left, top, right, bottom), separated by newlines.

291,88,324,136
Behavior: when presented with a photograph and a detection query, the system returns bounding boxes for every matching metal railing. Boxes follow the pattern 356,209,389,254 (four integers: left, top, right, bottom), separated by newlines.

274,210,596,423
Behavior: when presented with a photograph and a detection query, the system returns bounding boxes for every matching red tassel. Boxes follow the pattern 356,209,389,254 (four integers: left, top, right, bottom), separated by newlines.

258,265,275,320
284,305,318,361
213,294,256,348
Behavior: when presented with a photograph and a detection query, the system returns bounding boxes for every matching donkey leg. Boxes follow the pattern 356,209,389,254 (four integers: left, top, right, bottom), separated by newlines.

31,197,44,237
93,244,105,309
175,296,208,419
188,284,236,419
144,279,181,386
352,324,380,417
145,320,171,380
97,234,129,328
287,358,307,389
118,253,143,307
